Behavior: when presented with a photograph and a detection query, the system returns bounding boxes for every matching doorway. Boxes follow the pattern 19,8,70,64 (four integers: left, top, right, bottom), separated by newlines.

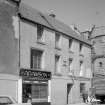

67,84,73,104
22,83,31,103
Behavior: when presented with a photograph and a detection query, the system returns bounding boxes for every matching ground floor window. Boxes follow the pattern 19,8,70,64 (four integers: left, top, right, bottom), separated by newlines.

22,81,48,103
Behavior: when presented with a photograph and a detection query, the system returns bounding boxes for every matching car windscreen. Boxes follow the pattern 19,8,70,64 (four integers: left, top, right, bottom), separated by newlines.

0,97,13,104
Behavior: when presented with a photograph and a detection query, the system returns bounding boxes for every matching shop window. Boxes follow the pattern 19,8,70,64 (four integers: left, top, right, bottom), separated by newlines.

22,83,48,103
37,24,45,42
32,84,48,99
31,49,43,70
55,55,60,74
55,33,61,49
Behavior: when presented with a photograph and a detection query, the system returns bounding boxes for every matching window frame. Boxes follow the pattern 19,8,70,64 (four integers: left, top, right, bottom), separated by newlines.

55,32,61,50
68,58,72,72
30,49,43,70
69,38,73,49
79,43,83,52
37,24,45,42
55,55,61,74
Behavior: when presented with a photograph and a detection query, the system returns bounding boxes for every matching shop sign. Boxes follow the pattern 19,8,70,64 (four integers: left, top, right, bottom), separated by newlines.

20,68,51,81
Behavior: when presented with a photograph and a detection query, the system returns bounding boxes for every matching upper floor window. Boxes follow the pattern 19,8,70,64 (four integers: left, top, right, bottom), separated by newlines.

31,49,43,70
80,61,84,76
80,83,85,94
79,43,83,52
37,24,44,42
68,58,72,72
69,38,73,49
55,55,60,74
99,62,103,67
55,33,61,49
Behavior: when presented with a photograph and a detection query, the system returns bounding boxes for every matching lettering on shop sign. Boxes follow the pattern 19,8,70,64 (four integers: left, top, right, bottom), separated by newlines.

20,68,51,80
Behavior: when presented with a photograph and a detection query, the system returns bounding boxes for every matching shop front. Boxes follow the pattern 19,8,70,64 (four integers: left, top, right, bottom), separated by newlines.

20,68,51,105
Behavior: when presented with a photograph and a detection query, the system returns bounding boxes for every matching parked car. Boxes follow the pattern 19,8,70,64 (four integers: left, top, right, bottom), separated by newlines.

0,95,31,105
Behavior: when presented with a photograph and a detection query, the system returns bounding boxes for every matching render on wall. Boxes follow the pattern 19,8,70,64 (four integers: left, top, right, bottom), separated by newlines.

0,1,19,75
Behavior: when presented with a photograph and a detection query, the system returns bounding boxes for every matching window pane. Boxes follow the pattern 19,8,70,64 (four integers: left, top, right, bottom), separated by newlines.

37,25,44,40
0,97,13,104
69,58,72,71
55,33,60,48
80,83,85,93
69,39,72,48
40,84,48,98
32,84,48,99
31,49,42,69
55,55,60,72
32,84,40,98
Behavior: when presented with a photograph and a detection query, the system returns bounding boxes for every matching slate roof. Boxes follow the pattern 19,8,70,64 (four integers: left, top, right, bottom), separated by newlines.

19,3,91,46
92,26,105,38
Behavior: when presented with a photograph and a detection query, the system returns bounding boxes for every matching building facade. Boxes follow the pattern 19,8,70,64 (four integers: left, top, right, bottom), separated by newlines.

0,0,92,105
90,26,105,102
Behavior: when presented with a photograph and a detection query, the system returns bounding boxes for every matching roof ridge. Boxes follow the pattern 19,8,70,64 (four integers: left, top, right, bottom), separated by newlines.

19,2,91,45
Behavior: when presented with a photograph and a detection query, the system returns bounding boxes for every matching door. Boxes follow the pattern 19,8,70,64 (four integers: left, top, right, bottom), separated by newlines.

67,84,73,104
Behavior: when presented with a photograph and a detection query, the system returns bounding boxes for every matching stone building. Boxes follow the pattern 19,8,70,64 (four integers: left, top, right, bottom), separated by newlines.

0,0,92,105
90,26,105,102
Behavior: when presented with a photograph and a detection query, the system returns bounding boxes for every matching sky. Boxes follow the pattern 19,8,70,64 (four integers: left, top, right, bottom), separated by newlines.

22,0,105,31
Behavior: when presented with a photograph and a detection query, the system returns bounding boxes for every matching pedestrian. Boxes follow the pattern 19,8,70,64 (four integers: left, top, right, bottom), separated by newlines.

27,93,32,103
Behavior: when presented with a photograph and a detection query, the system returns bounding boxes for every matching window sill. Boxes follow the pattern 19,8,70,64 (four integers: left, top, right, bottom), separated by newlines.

32,98,48,102
55,46,61,50
68,72,73,76
68,49,74,54
30,68,43,71
54,72,62,76
68,71,74,76
37,40,46,45
79,53,84,57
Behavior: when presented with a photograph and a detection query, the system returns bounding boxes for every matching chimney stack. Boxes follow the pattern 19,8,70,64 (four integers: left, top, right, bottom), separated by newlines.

49,13,56,18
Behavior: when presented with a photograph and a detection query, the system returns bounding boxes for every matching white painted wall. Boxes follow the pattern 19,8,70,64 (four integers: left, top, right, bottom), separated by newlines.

0,74,20,102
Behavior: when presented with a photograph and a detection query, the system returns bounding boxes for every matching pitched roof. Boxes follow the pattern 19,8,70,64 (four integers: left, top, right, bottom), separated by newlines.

92,26,105,38
19,3,91,46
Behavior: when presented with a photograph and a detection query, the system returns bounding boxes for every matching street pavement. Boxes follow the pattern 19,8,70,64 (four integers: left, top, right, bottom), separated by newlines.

70,103,92,105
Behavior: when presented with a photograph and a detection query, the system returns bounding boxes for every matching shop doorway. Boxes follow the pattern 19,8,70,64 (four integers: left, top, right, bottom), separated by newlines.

22,83,32,103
